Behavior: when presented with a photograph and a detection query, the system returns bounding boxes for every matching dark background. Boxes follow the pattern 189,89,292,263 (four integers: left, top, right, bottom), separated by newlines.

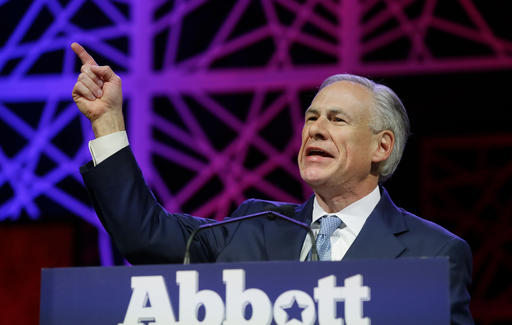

1,1,511,324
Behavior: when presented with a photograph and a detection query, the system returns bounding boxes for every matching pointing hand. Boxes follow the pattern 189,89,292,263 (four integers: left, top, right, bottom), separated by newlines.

71,42,125,138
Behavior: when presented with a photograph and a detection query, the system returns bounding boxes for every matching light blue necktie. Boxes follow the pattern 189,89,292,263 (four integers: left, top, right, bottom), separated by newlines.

316,215,342,261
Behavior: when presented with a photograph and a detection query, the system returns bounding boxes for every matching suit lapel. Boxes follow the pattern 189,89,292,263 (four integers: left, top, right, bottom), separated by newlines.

263,196,314,261
261,188,408,261
343,187,408,260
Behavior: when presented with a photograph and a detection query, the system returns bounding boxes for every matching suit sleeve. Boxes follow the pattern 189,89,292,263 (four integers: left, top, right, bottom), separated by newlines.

80,146,222,264
437,237,474,325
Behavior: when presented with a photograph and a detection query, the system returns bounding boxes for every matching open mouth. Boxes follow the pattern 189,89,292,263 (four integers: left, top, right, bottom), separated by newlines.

306,147,334,158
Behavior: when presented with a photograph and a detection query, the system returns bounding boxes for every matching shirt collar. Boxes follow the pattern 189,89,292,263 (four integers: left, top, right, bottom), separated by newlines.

312,186,381,236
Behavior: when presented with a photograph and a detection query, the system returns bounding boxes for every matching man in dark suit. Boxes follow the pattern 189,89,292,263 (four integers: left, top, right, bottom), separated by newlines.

72,42,473,324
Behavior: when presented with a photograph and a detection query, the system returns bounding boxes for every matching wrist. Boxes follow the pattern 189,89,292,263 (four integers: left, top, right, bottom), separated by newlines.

91,111,126,138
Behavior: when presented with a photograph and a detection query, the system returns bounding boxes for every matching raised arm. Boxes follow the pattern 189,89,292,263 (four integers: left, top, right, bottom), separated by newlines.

73,42,222,263
71,42,124,138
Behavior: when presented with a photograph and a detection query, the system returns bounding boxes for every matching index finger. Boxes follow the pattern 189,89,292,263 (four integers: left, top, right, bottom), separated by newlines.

71,42,98,66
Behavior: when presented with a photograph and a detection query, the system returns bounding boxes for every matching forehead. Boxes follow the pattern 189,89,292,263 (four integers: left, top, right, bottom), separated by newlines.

307,80,374,118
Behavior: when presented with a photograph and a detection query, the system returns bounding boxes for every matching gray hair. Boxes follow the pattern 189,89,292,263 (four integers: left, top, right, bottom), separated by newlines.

319,74,410,182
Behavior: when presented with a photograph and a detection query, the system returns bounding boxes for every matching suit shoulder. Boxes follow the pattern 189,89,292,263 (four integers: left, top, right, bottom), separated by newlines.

398,207,460,239
231,198,299,218
397,208,469,255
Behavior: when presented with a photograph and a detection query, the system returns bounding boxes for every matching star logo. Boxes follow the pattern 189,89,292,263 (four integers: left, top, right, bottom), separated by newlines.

281,297,307,322
273,290,315,325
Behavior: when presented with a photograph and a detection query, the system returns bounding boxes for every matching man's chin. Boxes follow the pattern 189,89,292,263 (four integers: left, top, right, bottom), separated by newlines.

300,173,330,188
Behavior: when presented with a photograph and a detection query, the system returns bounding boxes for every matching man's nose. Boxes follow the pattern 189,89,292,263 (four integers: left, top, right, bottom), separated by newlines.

308,117,328,140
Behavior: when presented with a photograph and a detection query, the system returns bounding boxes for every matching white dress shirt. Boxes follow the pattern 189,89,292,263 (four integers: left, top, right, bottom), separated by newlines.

88,131,129,166
299,186,381,261
89,132,381,262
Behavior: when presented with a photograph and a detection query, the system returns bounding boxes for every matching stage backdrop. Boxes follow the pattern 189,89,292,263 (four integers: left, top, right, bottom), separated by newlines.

0,1,511,324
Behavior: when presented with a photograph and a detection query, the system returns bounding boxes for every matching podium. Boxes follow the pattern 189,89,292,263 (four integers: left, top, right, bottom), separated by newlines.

40,258,449,324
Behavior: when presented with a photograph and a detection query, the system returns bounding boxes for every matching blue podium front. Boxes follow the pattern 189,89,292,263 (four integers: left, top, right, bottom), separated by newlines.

40,258,449,325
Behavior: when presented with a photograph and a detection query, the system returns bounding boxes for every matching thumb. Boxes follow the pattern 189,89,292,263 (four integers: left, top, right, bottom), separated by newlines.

90,65,120,83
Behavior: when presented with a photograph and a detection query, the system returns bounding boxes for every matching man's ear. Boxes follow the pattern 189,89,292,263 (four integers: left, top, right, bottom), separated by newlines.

372,130,394,163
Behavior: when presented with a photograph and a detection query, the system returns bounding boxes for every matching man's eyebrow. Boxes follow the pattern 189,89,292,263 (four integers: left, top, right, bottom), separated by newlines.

305,107,353,120
328,108,353,120
305,108,318,115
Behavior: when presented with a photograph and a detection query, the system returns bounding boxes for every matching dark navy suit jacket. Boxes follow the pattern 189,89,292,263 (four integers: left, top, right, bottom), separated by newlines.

81,146,473,324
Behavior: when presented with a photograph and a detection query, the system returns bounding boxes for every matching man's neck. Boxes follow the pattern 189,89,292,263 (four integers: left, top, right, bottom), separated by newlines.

313,180,379,213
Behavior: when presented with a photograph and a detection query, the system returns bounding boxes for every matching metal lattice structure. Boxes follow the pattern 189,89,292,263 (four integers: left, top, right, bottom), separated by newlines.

421,135,512,324
0,0,511,292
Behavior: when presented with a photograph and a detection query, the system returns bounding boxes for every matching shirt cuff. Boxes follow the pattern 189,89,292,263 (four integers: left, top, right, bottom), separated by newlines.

88,131,129,166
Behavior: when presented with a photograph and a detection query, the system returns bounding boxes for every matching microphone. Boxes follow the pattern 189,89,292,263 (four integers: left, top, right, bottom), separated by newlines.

183,211,318,264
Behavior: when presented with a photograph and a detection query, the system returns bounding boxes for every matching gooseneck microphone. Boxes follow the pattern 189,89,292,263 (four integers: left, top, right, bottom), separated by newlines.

183,211,318,264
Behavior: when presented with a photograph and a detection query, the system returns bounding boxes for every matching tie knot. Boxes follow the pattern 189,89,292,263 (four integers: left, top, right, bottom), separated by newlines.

318,215,342,237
